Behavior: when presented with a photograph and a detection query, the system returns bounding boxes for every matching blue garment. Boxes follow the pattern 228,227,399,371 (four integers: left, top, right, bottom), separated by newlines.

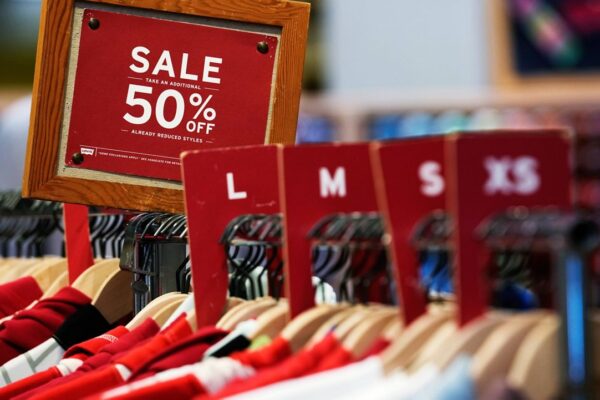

415,355,475,400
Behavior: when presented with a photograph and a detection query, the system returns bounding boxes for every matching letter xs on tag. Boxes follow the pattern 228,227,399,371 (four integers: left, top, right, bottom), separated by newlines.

484,156,540,196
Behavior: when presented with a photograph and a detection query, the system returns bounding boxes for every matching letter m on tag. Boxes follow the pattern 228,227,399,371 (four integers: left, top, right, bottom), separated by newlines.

319,167,347,198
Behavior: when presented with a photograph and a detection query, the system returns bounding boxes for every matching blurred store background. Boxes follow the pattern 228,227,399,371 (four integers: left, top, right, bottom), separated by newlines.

2,0,600,207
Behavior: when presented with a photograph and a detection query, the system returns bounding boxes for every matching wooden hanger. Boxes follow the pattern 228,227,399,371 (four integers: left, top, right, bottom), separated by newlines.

71,259,121,299
91,268,133,324
251,301,291,340
219,297,277,331
507,312,600,399
126,292,187,329
506,314,561,399
343,308,398,358
409,311,510,372
30,258,68,293
148,295,188,328
308,306,357,346
471,310,549,396
0,258,43,283
380,308,453,374
280,305,346,353
43,270,69,297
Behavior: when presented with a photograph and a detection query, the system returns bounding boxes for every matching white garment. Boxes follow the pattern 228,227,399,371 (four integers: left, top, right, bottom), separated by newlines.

225,356,385,400
0,338,63,386
344,363,439,400
100,357,255,399
162,294,195,329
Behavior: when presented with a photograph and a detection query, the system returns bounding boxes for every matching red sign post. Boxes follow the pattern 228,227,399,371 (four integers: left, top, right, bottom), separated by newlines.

181,145,281,327
279,143,380,317
371,137,446,326
446,130,573,326
63,203,94,283
66,9,279,182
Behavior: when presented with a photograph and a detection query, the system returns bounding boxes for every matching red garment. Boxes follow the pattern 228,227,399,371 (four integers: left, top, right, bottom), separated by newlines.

64,326,130,361
0,286,90,364
0,326,129,400
129,326,228,381
359,338,390,360
208,334,342,399
95,336,292,400
310,344,352,373
16,319,159,400
0,276,43,319
97,375,207,400
229,336,291,369
28,317,192,400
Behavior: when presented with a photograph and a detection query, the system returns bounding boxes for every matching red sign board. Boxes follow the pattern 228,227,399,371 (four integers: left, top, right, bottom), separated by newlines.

66,8,279,182
279,143,379,317
446,130,573,326
182,145,281,327
371,137,446,326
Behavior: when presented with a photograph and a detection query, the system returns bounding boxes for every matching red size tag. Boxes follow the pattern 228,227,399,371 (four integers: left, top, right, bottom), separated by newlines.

371,137,446,326
66,8,279,182
446,130,574,326
279,143,379,317
182,145,281,327
63,203,94,282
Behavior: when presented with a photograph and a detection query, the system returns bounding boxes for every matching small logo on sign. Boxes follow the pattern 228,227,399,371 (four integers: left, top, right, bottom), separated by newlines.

80,147,95,156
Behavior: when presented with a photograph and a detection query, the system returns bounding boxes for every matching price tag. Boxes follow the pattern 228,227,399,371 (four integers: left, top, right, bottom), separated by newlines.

182,145,281,327
371,137,446,325
446,130,573,325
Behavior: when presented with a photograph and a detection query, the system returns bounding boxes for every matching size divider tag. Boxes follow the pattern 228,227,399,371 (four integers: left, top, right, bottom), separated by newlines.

182,145,281,327
279,143,379,317
371,137,446,326
446,130,574,326
63,203,94,282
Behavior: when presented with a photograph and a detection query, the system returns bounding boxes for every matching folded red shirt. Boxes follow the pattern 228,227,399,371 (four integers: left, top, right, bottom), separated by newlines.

0,276,43,319
0,286,91,364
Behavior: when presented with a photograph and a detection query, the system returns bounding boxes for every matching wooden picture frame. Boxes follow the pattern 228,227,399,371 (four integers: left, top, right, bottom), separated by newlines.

488,0,600,90
23,0,310,213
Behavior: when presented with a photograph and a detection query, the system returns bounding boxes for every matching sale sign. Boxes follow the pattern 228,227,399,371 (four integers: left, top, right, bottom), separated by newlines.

64,8,279,181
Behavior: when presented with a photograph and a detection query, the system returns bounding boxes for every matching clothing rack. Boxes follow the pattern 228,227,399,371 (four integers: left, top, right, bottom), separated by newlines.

479,208,600,399
119,213,189,314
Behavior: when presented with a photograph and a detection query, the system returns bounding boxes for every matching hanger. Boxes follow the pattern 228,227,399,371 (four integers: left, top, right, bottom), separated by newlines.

507,312,600,399
126,292,188,329
71,258,121,299
91,267,133,324
471,310,549,396
411,311,509,372
380,306,454,374
30,258,68,293
218,297,277,331
42,270,68,298
308,306,357,346
506,314,560,399
342,307,398,358
0,258,42,283
251,300,290,340
279,305,346,353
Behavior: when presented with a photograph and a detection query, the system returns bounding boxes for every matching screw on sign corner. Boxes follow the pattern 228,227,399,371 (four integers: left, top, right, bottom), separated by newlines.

72,152,84,165
88,18,100,30
257,41,269,54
